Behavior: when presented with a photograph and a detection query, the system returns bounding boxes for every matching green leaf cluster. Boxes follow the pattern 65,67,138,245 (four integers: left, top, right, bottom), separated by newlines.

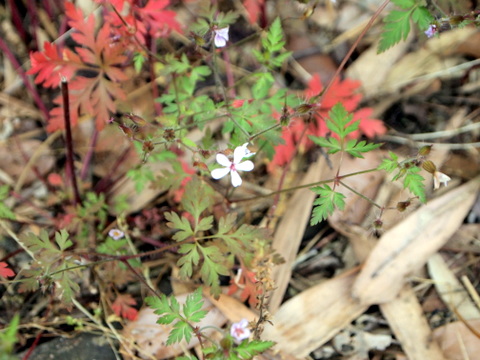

18,230,80,304
309,103,381,158
378,0,434,53
377,152,427,203
253,18,292,69
204,339,275,360
165,177,270,296
310,185,346,226
145,287,207,345
0,185,15,220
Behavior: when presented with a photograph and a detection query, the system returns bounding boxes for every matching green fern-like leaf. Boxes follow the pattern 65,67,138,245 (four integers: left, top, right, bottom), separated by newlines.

378,1,434,53
404,168,426,203
235,340,276,359
310,185,346,225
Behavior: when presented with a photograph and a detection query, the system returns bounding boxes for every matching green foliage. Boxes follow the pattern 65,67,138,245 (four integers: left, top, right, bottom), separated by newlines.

309,103,382,158
253,17,292,69
145,287,208,345
378,0,434,53
0,314,19,357
18,230,80,304
310,185,346,226
235,340,276,359
377,152,427,203
0,186,15,220
203,338,275,360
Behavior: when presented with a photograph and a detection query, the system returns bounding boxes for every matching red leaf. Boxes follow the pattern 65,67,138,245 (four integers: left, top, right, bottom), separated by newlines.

269,74,385,170
112,294,138,321
243,0,265,24
29,3,128,132
0,262,15,278
227,267,261,307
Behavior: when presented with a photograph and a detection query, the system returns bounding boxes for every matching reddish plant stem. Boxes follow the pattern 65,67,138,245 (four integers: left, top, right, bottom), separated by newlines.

61,79,82,206
7,0,27,43
0,38,49,121
316,0,390,103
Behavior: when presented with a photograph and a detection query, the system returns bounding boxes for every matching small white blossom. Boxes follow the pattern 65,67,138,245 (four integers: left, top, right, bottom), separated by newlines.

433,171,451,190
108,228,124,240
214,27,229,48
211,143,255,187
230,319,251,342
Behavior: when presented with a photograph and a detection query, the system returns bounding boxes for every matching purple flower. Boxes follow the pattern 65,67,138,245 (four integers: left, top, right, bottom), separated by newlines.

230,319,251,342
424,24,438,38
214,27,229,48
211,143,255,187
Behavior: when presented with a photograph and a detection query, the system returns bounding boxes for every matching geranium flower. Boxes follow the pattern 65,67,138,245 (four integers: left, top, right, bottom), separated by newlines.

214,27,229,47
424,24,438,38
230,319,251,342
211,143,255,187
433,171,451,190
108,228,125,240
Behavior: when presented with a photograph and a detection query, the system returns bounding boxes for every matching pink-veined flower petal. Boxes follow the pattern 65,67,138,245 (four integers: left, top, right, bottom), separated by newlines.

211,167,231,180
235,160,254,172
230,318,251,341
216,153,232,167
230,171,243,187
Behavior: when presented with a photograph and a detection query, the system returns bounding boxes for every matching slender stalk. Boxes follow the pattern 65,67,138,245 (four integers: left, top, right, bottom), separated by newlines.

61,79,82,206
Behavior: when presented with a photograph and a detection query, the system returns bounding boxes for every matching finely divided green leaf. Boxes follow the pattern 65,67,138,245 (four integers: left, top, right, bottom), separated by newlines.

167,321,193,345
404,169,426,203
344,140,382,158
177,243,200,278
377,151,399,172
183,287,207,322
310,185,346,225
165,212,194,242
235,340,276,359
412,6,434,30
392,0,415,9
378,9,412,53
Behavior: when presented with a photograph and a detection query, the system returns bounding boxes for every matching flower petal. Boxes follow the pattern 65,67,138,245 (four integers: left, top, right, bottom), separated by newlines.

211,167,230,180
230,170,243,187
233,144,247,164
216,153,232,167
214,27,229,48
235,160,254,172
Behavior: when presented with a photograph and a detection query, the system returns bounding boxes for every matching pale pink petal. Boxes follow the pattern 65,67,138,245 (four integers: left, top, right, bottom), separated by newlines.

211,167,230,180
214,27,229,48
235,160,254,172
230,171,243,187
216,153,232,167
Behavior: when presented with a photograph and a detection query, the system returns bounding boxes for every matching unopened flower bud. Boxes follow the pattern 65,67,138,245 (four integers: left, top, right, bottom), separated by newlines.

422,160,437,174
418,145,432,156
396,200,411,212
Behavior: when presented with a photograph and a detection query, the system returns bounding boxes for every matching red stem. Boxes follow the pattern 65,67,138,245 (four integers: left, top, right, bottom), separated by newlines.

61,79,82,206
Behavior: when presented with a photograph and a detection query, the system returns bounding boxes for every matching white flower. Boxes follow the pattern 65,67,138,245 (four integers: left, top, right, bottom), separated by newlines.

211,143,255,187
433,171,451,190
214,27,229,48
230,319,251,342
108,228,124,240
